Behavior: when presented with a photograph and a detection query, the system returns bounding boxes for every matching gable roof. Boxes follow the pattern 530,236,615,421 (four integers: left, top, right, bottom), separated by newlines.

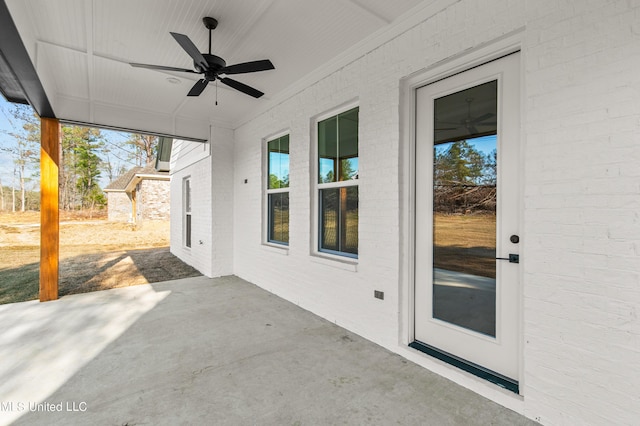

104,166,169,193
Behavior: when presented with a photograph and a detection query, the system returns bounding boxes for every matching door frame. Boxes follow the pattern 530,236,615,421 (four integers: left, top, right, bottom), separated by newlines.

398,31,525,391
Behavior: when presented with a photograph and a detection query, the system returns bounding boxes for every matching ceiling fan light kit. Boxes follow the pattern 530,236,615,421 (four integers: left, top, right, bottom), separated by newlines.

130,17,275,99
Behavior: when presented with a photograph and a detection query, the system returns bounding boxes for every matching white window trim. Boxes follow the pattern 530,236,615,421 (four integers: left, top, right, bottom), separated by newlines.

311,100,359,262
263,130,291,248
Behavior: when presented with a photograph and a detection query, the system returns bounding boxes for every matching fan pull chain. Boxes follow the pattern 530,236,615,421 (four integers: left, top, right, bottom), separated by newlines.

215,80,218,106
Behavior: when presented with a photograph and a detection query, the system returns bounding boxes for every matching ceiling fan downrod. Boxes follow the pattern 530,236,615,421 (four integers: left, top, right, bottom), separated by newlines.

203,17,218,55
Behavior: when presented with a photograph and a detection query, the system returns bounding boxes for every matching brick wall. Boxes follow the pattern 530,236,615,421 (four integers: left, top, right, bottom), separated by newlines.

168,1,640,424
170,153,213,277
138,179,170,220
107,192,131,222
229,1,640,425
522,2,640,424
170,129,234,278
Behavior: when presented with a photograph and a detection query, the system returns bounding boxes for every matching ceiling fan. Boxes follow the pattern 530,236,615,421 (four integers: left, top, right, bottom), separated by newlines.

130,17,274,99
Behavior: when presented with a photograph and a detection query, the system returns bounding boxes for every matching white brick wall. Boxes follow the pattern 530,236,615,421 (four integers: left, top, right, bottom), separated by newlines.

171,128,235,278
210,126,234,278
174,1,640,424
234,0,527,390
522,2,640,425
170,153,213,277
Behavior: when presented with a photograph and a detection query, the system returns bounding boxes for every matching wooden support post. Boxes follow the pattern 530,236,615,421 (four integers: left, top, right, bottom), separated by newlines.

40,117,60,302
131,189,137,225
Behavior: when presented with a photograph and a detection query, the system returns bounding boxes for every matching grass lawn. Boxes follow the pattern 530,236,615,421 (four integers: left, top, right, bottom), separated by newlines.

433,213,496,278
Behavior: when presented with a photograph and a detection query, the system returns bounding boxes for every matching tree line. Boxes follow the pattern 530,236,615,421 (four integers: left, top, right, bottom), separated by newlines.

0,103,159,213
434,139,497,214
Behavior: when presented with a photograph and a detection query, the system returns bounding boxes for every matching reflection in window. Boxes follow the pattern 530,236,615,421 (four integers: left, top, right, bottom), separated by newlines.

320,186,358,255
317,107,358,257
318,108,359,183
432,80,498,337
266,135,290,245
268,135,290,189
268,192,289,244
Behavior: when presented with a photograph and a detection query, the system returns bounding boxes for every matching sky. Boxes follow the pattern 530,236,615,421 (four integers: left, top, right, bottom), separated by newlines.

0,97,26,190
0,95,139,191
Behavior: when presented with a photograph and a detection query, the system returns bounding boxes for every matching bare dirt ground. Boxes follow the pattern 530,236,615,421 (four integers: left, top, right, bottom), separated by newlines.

0,211,201,304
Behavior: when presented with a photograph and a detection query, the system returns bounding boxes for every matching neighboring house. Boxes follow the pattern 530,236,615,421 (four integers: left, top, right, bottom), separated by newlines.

104,166,170,223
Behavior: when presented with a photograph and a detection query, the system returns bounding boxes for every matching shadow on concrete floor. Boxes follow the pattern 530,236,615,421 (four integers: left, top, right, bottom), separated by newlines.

0,275,536,425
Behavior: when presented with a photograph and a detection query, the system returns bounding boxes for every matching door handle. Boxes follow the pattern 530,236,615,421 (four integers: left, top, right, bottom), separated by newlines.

496,254,519,263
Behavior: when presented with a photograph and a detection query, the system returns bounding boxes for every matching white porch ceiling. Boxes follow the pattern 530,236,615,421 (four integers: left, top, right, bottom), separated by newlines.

5,0,426,139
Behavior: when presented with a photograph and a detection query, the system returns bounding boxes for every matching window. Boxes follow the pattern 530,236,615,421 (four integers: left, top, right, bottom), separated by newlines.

266,134,289,245
316,107,358,257
184,177,192,248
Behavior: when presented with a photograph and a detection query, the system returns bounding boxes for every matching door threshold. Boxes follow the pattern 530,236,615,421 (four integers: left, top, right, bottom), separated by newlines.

409,340,519,393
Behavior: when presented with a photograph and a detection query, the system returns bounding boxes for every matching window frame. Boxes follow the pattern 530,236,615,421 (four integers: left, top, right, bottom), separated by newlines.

183,176,192,248
263,131,291,247
312,102,359,260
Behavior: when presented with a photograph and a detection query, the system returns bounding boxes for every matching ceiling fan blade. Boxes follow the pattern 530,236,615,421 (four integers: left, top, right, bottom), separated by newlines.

130,63,199,74
170,32,209,71
187,79,209,96
219,77,264,98
470,113,495,124
220,59,275,75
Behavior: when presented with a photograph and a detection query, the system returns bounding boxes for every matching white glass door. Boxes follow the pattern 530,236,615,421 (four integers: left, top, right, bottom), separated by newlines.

414,52,521,385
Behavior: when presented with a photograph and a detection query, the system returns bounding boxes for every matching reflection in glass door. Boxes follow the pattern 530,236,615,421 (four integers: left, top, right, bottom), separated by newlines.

413,52,521,386
432,81,497,337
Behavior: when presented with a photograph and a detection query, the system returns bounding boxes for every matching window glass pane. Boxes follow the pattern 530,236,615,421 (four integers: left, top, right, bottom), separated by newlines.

268,192,289,244
319,186,358,255
338,108,358,181
185,179,191,213
432,79,498,337
341,186,358,254
434,80,497,145
320,188,338,251
318,117,337,183
186,214,192,248
268,135,289,189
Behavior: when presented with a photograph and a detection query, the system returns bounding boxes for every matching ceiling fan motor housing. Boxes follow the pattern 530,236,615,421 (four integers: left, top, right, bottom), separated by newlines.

199,54,226,76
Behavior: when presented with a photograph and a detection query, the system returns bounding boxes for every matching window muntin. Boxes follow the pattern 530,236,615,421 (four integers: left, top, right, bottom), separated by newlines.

316,107,359,258
266,134,290,245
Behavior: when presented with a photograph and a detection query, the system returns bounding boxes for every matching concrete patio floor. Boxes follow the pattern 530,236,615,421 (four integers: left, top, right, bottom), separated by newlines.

0,275,537,425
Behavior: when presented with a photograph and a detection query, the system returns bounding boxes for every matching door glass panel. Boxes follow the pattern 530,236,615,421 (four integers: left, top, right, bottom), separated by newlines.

432,80,498,337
